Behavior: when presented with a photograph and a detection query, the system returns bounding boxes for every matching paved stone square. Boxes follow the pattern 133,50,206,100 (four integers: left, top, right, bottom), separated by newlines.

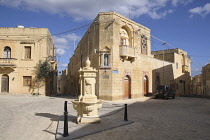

0,94,210,140
81,97,210,140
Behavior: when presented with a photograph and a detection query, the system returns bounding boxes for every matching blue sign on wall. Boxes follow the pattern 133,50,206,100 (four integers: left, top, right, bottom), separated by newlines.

112,70,119,74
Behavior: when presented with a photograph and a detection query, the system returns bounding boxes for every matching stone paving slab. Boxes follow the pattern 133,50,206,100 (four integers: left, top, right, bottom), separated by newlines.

55,97,151,140
55,115,134,140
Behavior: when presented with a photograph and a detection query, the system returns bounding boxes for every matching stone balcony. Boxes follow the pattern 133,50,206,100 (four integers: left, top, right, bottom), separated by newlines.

119,45,137,61
182,65,189,73
0,58,17,68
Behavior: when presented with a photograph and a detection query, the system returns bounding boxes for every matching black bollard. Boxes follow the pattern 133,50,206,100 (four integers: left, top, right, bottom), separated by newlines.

124,104,128,121
63,101,69,137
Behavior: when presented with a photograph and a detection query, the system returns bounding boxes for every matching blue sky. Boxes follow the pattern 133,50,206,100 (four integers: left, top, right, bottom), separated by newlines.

0,0,209,76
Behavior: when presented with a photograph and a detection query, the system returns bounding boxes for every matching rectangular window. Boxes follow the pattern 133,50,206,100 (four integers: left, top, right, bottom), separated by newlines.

176,62,178,69
23,76,32,87
25,46,31,59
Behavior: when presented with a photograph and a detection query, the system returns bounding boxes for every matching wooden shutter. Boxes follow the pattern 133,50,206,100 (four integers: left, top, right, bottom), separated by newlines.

25,47,31,59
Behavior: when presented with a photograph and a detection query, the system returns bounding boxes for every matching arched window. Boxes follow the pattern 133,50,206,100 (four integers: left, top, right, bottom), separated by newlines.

4,46,11,58
120,26,131,46
120,28,129,45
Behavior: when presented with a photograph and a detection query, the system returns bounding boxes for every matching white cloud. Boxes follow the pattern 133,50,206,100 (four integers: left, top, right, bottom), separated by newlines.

192,67,202,76
172,0,192,6
59,63,68,68
189,3,210,17
53,33,81,56
0,0,183,20
56,48,66,56
148,9,174,19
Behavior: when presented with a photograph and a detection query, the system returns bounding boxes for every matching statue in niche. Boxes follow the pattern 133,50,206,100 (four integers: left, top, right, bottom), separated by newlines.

85,79,92,94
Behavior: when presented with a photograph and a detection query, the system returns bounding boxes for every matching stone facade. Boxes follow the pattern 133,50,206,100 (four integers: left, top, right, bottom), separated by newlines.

152,48,191,96
192,74,203,95
0,27,57,95
57,69,69,94
202,64,210,95
191,64,210,96
66,12,191,100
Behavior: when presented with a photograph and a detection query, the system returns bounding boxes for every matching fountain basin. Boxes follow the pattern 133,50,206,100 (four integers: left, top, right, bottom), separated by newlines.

72,99,103,124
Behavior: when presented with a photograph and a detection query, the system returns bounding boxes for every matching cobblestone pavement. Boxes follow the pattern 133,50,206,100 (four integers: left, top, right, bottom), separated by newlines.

0,94,77,140
78,97,210,140
1,94,210,140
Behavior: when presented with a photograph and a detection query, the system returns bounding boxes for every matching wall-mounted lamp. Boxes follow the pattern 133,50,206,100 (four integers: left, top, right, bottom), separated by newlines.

94,49,100,54
12,77,15,81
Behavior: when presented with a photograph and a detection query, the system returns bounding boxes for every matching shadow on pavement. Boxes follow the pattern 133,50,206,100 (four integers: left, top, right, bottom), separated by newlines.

47,94,78,100
35,113,77,123
35,112,77,138
54,101,138,140
35,98,153,140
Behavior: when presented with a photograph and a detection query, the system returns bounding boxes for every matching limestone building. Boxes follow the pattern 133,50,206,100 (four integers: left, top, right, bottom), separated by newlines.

66,12,191,100
0,27,57,95
192,74,203,95
57,69,69,94
202,63,210,95
152,48,191,96
191,64,210,96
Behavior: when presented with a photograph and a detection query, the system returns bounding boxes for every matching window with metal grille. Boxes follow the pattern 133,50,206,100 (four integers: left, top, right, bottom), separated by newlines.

141,35,147,54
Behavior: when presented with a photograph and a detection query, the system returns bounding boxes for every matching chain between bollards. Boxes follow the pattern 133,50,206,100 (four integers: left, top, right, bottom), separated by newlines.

63,101,69,137
124,104,128,121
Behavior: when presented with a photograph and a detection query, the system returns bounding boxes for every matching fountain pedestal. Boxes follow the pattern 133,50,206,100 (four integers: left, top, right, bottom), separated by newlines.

72,58,103,124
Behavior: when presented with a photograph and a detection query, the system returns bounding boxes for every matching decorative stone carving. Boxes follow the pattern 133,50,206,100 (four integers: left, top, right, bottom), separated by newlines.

72,57,103,124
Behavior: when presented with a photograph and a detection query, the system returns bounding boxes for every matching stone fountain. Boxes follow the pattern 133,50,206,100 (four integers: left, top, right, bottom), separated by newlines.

72,58,103,124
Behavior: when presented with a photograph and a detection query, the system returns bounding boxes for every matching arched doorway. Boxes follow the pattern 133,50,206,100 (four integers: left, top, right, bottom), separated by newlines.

143,76,148,96
1,75,9,92
124,75,131,99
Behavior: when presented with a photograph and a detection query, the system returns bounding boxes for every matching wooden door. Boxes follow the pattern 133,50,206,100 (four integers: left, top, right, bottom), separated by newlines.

124,76,131,99
1,75,9,92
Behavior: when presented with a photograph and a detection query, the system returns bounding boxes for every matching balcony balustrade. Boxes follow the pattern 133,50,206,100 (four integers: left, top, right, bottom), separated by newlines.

0,58,17,68
182,65,189,73
119,45,137,60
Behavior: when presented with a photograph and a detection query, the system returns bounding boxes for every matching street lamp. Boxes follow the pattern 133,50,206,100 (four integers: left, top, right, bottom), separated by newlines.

162,42,167,85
